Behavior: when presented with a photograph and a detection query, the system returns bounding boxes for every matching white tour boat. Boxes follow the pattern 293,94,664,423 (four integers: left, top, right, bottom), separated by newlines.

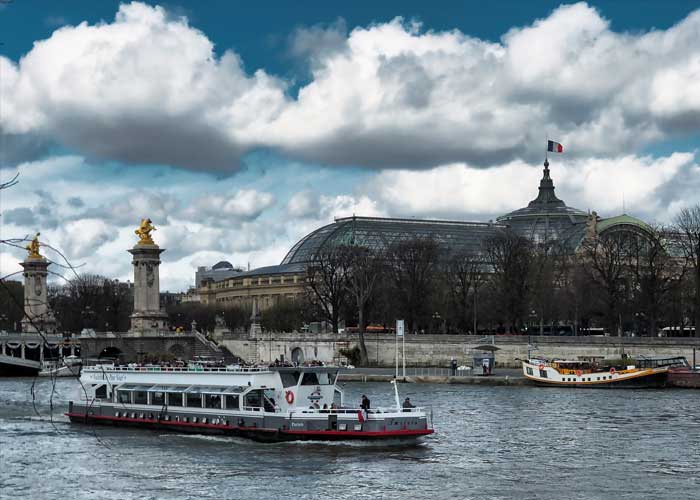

39,355,82,378
66,364,434,442
522,358,669,388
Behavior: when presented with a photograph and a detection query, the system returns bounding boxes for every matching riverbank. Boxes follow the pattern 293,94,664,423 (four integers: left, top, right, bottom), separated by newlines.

338,371,529,385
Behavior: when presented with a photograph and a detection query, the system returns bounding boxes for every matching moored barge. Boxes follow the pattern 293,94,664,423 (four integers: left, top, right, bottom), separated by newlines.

521,357,680,388
66,364,434,442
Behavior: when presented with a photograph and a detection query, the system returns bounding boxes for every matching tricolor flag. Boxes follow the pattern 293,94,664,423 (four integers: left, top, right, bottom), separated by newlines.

547,140,564,153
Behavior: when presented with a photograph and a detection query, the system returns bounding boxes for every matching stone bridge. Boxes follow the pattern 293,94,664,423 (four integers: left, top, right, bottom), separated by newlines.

79,331,238,363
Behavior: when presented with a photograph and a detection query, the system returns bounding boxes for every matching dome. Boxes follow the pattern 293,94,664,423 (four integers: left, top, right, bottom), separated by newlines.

497,159,588,246
212,260,234,270
281,216,504,265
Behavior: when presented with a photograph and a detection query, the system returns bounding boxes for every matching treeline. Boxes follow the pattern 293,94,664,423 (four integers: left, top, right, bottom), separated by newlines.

303,205,700,365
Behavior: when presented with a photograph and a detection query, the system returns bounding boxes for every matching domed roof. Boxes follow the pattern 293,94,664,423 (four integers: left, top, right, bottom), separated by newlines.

281,216,504,265
212,260,234,270
497,159,588,244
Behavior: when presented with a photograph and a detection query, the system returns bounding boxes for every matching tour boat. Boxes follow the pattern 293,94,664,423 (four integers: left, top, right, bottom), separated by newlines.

66,364,434,442
39,355,82,378
521,357,674,388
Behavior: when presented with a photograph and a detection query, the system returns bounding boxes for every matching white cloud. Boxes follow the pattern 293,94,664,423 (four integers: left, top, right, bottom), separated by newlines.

287,190,321,218
366,153,700,224
2,3,700,170
183,189,276,223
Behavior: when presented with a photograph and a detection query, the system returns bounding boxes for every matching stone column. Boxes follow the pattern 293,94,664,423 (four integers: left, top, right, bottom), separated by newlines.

128,243,169,332
20,253,56,333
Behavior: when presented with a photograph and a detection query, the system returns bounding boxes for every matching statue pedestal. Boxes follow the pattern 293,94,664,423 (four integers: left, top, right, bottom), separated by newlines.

128,243,169,333
20,256,57,333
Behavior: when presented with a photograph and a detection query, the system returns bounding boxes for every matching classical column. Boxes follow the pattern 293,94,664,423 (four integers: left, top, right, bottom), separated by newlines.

20,233,56,333
128,219,169,332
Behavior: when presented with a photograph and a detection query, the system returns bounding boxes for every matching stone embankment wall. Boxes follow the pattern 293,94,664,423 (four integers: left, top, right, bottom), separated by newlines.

222,333,700,368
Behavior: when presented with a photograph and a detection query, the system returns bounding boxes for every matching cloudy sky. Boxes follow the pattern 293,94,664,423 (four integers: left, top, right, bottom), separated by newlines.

1,0,699,291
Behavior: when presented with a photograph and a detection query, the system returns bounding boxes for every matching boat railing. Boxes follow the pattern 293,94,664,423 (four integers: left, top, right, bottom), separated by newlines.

83,365,270,374
292,406,428,416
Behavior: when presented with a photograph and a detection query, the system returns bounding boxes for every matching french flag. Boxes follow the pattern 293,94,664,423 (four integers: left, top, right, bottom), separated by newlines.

547,140,564,153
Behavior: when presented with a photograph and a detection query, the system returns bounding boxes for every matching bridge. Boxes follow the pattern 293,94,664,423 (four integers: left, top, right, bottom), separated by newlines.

0,333,79,376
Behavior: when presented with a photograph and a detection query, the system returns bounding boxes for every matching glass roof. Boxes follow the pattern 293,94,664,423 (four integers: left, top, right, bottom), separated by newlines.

281,216,505,264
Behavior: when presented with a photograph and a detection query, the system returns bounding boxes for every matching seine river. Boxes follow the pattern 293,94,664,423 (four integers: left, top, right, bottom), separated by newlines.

2,377,700,499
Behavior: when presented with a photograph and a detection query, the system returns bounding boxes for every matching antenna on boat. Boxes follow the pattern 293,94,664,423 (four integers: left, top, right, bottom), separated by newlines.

391,379,401,411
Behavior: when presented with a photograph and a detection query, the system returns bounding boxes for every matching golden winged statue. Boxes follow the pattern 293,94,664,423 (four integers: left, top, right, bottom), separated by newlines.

135,218,156,245
26,232,42,258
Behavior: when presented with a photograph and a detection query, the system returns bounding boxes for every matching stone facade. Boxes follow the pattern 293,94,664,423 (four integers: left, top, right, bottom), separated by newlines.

198,269,305,310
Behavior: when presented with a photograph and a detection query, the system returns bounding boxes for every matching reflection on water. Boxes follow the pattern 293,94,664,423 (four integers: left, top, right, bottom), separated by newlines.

2,378,700,499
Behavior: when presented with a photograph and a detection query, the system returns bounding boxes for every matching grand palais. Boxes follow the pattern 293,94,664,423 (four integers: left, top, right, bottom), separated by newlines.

193,161,651,309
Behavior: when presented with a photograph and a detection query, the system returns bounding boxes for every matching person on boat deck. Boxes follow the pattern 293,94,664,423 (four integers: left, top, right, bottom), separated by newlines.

402,397,415,411
310,401,320,410
360,395,370,411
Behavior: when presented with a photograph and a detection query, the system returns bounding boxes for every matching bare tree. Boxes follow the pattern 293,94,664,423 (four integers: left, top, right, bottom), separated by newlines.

305,245,348,333
445,250,488,333
386,237,440,334
675,206,700,336
484,229,533,332
578,230,636,336
627,225,686,336
342,245,383,366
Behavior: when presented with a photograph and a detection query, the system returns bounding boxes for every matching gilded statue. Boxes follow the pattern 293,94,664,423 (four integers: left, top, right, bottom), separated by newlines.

26,232,42,258
135,218,156,245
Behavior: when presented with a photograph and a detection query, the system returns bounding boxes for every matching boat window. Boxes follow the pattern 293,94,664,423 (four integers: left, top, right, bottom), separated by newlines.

95,385,107,399
167,393,183,406
245,391,262,408
186,393,203,408
316,372,336,385
301,372,319,385
152,391,165,406
526,367,533,376
117,390,130,404
225,395,239,410
280,371,300,387
134,391,148,405
539,369,548,379
205,394,222,409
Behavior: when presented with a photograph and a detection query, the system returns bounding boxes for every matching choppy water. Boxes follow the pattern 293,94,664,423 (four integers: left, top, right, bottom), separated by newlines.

2,377,700,499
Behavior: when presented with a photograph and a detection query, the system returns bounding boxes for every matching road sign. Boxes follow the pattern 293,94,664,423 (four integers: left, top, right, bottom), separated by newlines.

396,319,404,337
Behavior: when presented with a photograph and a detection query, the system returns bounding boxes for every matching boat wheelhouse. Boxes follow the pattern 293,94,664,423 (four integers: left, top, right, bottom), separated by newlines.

522,357,672,388
67,364,434,442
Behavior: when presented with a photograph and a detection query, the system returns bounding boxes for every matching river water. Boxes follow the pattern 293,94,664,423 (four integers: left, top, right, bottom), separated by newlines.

1,377,700,500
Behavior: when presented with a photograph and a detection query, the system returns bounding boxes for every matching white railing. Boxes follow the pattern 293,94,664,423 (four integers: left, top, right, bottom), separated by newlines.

292,406,428,416
83,365,269,373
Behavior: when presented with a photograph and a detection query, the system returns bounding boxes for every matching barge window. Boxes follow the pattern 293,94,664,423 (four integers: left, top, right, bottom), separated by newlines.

134,391,148,405
152,391,165,406
225,395,239,410
186,393,203,408
280,371,300,387
117,390,131,404
167,392,183,406
301,372,319,385
205,394,222,409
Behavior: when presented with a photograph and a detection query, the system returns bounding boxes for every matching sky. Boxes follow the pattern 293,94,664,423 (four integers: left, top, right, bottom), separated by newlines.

0,0,699,292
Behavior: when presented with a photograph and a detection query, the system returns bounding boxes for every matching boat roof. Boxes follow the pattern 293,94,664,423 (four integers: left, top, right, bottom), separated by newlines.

270,366,341,373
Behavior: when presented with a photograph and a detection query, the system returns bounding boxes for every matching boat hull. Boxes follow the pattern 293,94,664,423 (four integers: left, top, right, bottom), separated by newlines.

667,368,700,388
525,371,668,388
0,361,40,377
65,412,433,443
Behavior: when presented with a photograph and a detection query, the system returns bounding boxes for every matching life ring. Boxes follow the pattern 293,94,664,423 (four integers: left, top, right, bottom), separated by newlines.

610,367,616,375
538,364,545,371
575,370,582,377
285,391,294,405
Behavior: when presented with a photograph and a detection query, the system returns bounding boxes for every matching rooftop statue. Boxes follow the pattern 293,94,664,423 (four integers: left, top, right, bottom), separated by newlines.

26,232,42,258
135,218,156,245
586,211,598,240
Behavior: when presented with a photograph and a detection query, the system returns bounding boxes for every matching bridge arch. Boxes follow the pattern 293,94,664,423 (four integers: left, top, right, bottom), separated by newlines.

167,343,186,359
